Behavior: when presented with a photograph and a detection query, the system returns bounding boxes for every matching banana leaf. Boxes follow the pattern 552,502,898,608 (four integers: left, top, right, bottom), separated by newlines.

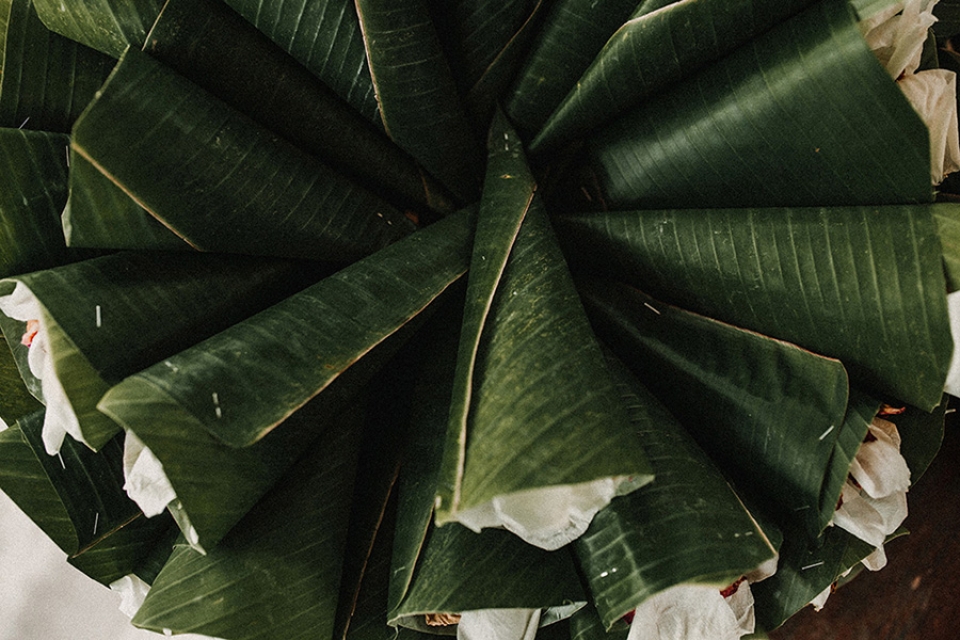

575,354,779,630
131,401,366,640
71,46,415,261
0,251,326,450
933,203,960,291
503,0,640,136
0,127,70,279
0,0,115,132
0,411,175,585
146,0,454,217
31,0,161,57
435,111,652,540
555,205,953,411
62,150,190,251
389,301,586,633
223,0,381,125
429,0,546,129
559,0,933,209
579,279,855,536
355,0,484,204
530,0,815,153
97,212,472,549
0,335,40,424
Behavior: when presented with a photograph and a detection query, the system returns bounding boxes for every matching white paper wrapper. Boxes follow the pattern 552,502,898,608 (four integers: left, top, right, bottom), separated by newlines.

109,574,152,620
123,431,177,518
0,282,89,455
625,582,755,640
862,0,938,80
451,476,637,550
457,609,542,640
944,291,960,396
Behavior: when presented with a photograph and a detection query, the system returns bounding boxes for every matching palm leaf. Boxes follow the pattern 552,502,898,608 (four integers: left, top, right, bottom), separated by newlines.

436,111,652,529
0,0,115,132
355,0,484,203
71,46,415,261
579,279,854,536
31,0,161,57
223,0,381,124
558,0,932,208
555,205,952,411
933,203,960,291
147,0,454,216
530,0,816,153
131,403,366,640
575,354,779,629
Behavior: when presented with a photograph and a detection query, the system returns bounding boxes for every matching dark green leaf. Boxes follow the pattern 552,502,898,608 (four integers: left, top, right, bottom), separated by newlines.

574,355,779,629
436,111,651,525
894,398,946,483
71,46,415,261
355,0,484,203
32,0,162,57
579,279,851,536
0,0,115,132
558,0,932,208
0,335,41,425
932,203,960,291
556,205,952,411
223,0,381,124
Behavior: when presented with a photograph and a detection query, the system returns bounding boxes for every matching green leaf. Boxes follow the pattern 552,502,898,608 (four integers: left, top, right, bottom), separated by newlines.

0,0,115,132
574,354,779,629
71,46,416,261
579,279,853,536
436,111,652,525
132,403,366,640
815,390,876,526
32,0,162,57
62,151,190,251
0,335,41,425
504,0,640,136
146,0,455,216
223,0,381,125
355,0,484,203
531,0,817,153
932,203,960,291
556,0,932,208
0,251,325,449
555,205,953,411
894,398,947,483
0,127,70,279
0,411,174,584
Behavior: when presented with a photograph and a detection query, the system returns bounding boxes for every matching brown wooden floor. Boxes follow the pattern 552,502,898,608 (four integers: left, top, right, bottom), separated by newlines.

769,414,960,640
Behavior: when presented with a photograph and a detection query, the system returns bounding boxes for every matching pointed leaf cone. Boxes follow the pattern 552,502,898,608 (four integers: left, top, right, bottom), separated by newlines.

146,0,455,217
131,403,366,640
0,411,175,585
435,110,652,550
504,0,639,137
556,205,952,411
0,0,115,133
579,279,854,536
31,0,162,58
575,355,779,630
557,0,932,208
0,251,325,450
97,212,472,549
355,0,484,203
530,0,816,154
388,313,586,631
71,46,416,261
222,0,381,125
0,128,71,279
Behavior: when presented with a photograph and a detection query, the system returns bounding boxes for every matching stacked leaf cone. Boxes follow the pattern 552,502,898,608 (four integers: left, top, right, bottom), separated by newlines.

0,0,956,638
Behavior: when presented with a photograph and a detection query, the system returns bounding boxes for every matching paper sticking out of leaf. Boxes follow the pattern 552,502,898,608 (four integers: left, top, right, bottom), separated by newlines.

555,205,952,412
561,0,932,209
71,46,415,262
578,279,854,537
435,110,652,550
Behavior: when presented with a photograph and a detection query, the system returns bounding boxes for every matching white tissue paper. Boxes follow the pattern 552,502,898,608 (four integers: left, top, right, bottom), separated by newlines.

451,476,636,550
457,609,541,640
109,574,152,619
122,430,177,518
625,582,755,640
0,282,89,454
943,291,960,397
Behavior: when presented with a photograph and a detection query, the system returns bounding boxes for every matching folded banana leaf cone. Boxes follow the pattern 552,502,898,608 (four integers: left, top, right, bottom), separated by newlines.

434,110,654,552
